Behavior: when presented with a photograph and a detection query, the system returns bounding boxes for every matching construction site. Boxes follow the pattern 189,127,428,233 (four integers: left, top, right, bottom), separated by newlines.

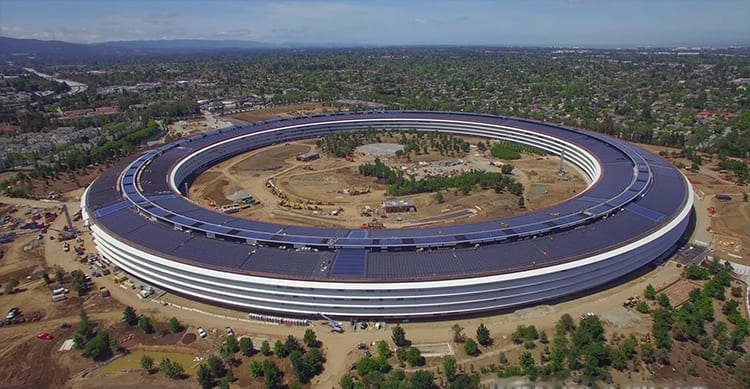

188,135,587,229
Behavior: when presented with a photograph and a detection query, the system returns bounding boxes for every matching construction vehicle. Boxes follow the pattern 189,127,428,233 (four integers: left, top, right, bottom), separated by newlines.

360,206,373,217
319,313,344,333
348,187,371,196
360,219,385,230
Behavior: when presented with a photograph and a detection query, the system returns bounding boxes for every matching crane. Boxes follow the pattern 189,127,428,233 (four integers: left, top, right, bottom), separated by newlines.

319,312,344,333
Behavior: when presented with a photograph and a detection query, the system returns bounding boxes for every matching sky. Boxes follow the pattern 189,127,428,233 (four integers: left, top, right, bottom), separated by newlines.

1,0,749,47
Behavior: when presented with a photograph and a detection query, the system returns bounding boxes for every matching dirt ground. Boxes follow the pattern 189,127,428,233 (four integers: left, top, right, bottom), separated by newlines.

0,167,105,202
166,112,233,139
189,136,586,229
226,102,332,124
660,279,703,308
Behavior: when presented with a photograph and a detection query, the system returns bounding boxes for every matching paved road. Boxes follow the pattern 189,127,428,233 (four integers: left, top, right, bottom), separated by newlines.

690,189,713,246
22,67,88,97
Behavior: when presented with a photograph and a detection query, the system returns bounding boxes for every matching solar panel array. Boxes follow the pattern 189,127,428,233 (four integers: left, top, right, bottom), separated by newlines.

85,111,689,281
110,111,658,250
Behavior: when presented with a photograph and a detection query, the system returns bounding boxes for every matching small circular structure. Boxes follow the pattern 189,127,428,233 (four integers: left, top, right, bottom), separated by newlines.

82,111,693,319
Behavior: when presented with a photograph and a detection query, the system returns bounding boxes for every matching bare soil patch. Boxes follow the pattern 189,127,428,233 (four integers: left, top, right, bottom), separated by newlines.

226,102,331,123
709,199,750,263
660,279,703,308
233,143,310,171
189,137,586,229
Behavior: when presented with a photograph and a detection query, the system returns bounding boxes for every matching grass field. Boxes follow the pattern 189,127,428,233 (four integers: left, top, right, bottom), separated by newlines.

90,349,199,377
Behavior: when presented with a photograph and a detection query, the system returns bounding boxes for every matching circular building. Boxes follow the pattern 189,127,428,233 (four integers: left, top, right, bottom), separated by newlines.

82,111,693,319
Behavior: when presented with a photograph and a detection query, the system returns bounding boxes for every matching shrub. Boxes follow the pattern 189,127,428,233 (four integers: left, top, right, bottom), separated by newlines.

138,316,155,334
168,317,182,333
464,338,480,356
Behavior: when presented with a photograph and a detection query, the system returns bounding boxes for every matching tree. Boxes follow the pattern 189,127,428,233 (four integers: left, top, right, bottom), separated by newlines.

476,323,492,346
557,313,576,334
83,330,112,361
641,343,655,363
226,334,239,353
464,338,479,356
443,355,457,382
53,265,64,283
657,293,671,308
406,346,424,366
451,323,466,342
303,347,324,378
196,363,214,389
392,325,408,347
436,191,444,203
290,350,306,383
644,284,657,300
70,270,86,295
449,373,480,389
731,286,743,298
273,340,284,357
140,355,155,372
249,359,263,378
206,355,226,378
501,163,514,174
159,358,185,379
519,351,538,378
284,335,300,355
262,359,283,389
340,374,355,389
219,344,235,364
168,317,181,333
512,325,539,344
410,370,434,389
3,279,19,294
303,328,318,347
260,340,270,356
138,316,155,334
376,340,392,359
122,306,138,326
239,337,254,356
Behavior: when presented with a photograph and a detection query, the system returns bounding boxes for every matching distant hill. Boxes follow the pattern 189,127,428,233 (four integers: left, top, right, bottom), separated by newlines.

0,36,281,61
101,39,273,50
0,36,136,60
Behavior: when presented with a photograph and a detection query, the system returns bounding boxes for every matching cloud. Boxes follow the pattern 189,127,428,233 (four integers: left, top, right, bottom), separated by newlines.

262,1,360,19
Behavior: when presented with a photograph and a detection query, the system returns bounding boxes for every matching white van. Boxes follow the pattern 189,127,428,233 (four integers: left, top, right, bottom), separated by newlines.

52,287,68,295
51,294,66,302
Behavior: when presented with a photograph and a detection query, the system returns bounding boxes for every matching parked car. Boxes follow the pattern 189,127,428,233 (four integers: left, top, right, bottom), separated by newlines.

357,343,368,350
197,327,207,338
225,327,234,337
364,350,372,358
37,332,54,340
6,307,20,320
